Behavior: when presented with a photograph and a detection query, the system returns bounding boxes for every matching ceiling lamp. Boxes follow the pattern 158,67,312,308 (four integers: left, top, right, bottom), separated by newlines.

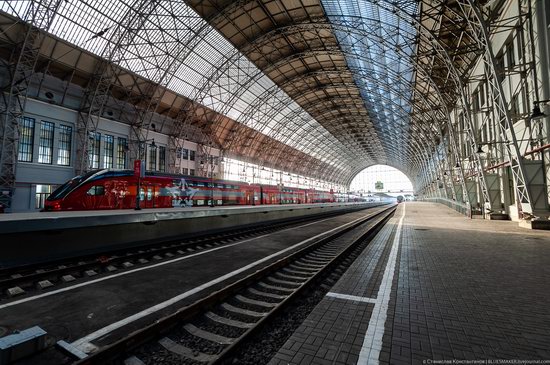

530,102,547,121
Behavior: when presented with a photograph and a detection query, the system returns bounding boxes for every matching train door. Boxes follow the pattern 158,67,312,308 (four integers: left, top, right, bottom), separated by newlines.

259,186,264,205
245,190,255,205
142,183,156,208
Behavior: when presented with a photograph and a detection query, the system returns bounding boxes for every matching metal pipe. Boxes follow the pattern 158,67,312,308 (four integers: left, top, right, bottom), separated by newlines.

484,160,511,172
524,142,550,156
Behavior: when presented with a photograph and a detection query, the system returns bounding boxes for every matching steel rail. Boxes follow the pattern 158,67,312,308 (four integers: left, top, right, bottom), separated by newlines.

72,204,396,365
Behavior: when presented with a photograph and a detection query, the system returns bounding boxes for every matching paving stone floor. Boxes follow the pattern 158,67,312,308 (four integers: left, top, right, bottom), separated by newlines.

269,202,550,365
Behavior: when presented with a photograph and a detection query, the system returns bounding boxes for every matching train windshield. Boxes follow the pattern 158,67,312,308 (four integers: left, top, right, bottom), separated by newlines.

47,170,99,201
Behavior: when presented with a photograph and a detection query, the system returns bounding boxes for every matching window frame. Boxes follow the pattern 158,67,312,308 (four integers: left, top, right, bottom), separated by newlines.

88,131,101,169
57,124,72,166
18,117,35,162
117,137,127,169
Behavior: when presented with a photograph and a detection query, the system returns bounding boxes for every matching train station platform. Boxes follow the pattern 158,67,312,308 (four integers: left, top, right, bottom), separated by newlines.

0,202,378,267
270,201,550,364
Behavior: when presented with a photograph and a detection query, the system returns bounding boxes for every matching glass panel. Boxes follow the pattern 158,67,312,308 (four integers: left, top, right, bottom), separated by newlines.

88,132,101,169
57,124,72,166
18,117,35,162
38,121,55,164
117,137,127,169
148,144,157,171
35,184,54,209
159,146,166,172
1,0,359,174
103,134,114,168
87,185,104,196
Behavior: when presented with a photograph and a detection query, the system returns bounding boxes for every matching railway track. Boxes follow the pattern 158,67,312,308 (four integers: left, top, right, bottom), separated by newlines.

0,204,384,301
73,204,396,365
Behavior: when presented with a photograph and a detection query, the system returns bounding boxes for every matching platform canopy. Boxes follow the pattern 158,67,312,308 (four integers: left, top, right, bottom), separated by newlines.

0,0,487,186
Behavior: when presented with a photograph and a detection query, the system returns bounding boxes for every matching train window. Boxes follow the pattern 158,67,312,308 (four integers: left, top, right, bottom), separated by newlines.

86,185,105,196
216,184,224,188
217,199,223,205
147,188,152,201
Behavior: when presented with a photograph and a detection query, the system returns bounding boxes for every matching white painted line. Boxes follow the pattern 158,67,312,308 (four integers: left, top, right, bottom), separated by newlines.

0,212,354,311
357,204,405,365
71,211,382,353
326,292,377,304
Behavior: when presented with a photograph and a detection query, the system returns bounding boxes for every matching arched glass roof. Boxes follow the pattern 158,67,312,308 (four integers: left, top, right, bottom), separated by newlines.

0,0,484,186
322,0,418,163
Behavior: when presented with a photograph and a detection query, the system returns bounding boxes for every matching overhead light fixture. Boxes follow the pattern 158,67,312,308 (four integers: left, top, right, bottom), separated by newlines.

530,103,547,121
151,139,156,148
476,145,484,154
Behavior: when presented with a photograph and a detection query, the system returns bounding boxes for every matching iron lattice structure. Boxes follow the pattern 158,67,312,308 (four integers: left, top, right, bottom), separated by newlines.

0,0,546,216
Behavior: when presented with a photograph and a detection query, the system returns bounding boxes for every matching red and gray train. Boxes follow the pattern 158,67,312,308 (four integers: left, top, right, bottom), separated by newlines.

43,169,362,211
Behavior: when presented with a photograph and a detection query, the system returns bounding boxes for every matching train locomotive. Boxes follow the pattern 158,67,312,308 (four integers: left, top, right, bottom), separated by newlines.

43,169,336,211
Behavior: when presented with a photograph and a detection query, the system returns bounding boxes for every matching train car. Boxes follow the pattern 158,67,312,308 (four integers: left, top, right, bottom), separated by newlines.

334,193,368,203
396,195,404,203
308,189,335,203
43,169,335,211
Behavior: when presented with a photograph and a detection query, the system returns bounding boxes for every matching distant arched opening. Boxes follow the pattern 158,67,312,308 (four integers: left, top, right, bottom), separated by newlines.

350,165,414,201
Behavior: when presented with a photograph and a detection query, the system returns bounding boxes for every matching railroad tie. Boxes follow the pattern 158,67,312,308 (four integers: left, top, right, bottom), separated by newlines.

266,276,301,287
158,337,217,362
235,294,277,308
183,323,235,345
221,303,267,318
282,267,314,276
274,271,309,282
293,260,325,269
257,281,294,293
205,311,253,329
288,263,318,272
247,287,286,300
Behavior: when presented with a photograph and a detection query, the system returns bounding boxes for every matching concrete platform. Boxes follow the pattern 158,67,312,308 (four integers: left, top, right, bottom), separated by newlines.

0,206,390,359
270,202,550,365
0,202,378,267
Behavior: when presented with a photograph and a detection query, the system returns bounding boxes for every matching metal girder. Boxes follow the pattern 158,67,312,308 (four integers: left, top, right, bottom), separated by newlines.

1,0,535,203
348,0,490,207
75,0,163,174
456,0,536,217
0,0,63,210
220,12,488,192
